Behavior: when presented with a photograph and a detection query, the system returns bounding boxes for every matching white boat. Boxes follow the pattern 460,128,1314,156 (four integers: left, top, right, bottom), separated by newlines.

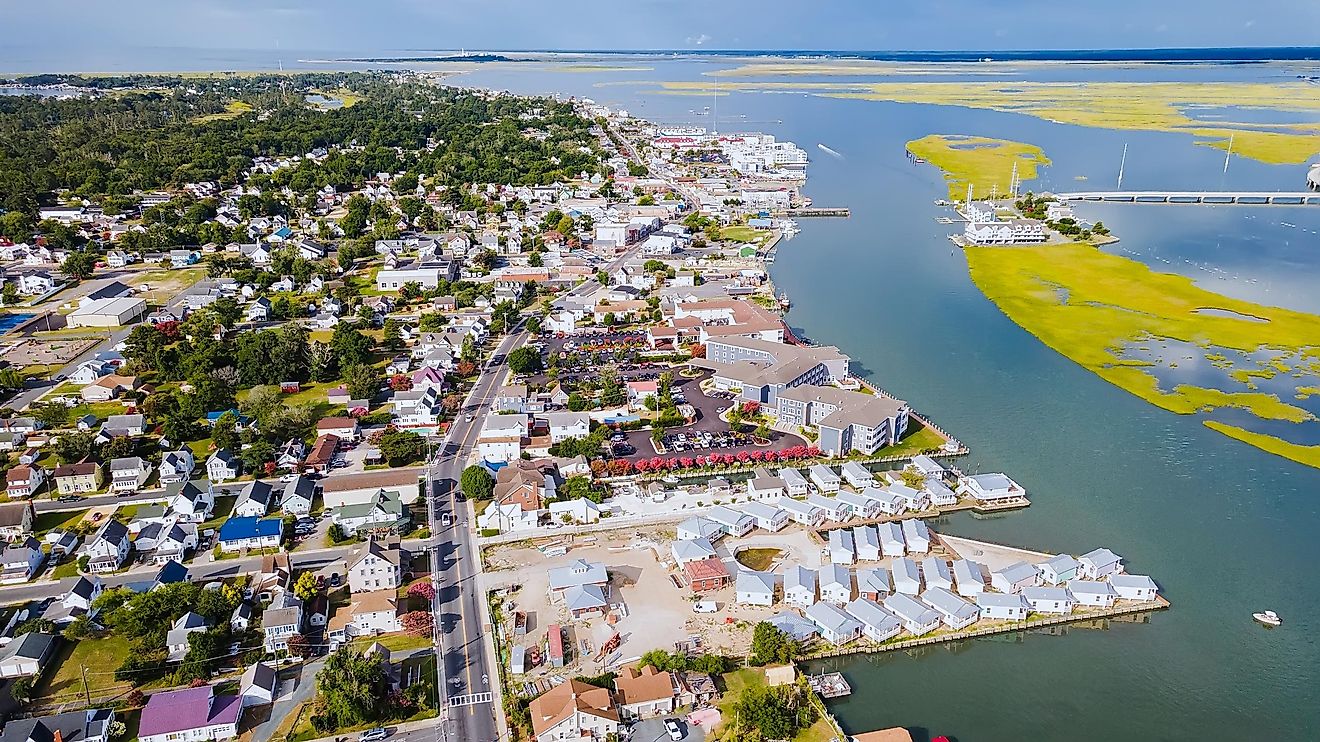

1253,610,1282,627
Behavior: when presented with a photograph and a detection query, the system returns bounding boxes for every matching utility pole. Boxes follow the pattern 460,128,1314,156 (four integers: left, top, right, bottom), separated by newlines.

80,663,91,708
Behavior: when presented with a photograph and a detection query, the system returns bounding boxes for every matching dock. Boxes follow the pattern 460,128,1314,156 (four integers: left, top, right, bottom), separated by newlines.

806,671,852,698
781,207,851,217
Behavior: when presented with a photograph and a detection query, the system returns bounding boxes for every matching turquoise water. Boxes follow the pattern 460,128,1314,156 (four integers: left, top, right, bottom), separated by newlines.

445,58,1320,741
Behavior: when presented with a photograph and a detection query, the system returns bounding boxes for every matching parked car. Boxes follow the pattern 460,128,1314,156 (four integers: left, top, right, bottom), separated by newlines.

57,495,82,503
664,719,684,741
359,728,389,742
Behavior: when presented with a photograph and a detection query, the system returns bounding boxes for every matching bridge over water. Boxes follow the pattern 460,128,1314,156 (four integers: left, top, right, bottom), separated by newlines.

1054,191,1320,206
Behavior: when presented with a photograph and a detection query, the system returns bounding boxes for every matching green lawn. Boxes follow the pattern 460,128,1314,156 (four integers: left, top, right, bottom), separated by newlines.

199,496,237,531
33,509,90,535
734,548,781,571
719,225,772,244
716,668,836,742
33,635,133,700
71,401,134,422
349,632,432,653
51,560,81,579
869,424,947,459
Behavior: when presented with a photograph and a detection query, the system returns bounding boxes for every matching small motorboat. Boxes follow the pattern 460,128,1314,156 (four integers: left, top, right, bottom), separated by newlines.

1253,610,1282,627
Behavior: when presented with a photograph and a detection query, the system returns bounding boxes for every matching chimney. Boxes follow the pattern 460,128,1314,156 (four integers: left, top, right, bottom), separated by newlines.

53,731,64,742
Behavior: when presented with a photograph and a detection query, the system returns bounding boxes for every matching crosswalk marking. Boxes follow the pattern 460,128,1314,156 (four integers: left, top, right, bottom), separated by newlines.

448,692,493,707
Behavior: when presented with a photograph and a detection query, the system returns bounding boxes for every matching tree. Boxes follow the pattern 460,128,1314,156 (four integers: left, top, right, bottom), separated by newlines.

418,312,448,331
331,323,374,367
528,251,543,267
750,622,799,665
343,363,382,401
1,282,19,307
211,411,241,453
406,581,436,602
460,465,495,500
400,610,434,636
381,318,404,352
506,347,543,375
294,570,320,601
53,430,97,464
9,676,33,702
105,435,136,459
312,648,388,731
60,250,97,281
378,428,425,466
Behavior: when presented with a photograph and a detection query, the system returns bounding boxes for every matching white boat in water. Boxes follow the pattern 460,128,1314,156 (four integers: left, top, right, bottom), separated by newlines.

817,143,843,159
1253,610,1282,627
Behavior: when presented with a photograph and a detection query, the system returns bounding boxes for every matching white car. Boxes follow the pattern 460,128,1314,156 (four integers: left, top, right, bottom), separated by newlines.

465,414,475,422
664,719,684,741
692,601,717,614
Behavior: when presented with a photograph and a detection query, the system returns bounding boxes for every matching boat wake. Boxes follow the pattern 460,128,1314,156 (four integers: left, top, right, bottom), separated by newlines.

817,143,843,159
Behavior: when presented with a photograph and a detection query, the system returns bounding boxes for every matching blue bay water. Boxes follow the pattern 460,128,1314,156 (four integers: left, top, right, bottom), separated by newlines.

9,48,1320,739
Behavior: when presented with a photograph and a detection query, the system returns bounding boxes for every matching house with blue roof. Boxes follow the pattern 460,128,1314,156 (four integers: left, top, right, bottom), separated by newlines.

217,517,283,553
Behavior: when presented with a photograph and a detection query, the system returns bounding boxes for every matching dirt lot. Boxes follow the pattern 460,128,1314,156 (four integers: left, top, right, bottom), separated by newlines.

486,528,780,678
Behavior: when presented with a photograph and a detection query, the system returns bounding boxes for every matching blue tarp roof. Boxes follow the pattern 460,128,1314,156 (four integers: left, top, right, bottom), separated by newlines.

218,516,282,541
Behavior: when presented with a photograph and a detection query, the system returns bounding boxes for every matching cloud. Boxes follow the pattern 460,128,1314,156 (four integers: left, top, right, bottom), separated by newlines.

686,33,712,46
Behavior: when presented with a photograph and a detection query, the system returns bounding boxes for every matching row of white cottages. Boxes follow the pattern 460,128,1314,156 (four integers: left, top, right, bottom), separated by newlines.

736,549,1160,645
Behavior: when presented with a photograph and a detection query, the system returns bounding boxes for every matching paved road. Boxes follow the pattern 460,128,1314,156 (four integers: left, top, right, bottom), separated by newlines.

427,325,531,742
0,540,422,604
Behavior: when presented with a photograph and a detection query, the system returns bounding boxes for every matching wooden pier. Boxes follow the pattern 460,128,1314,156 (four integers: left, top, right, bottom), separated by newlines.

806,671,852,698
781,207,851,217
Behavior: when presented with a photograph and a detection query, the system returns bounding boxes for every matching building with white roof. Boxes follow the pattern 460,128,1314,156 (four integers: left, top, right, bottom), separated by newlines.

804,602,862,646
736,571,777,606
901,518,931,554
671,538,717,565
778,498,824,527
1022,586,1076,615
977,592,1030,621
853,525,881,561
861,487,906,516
991,561,1039,594
741,501,788,532
547,560,608,600
676,516,725,542
784,565,817,607
845,598,902,643
806,493,850,522
883,593,942,636
957,473,1027,502
922,586,981,630
1067,579,1118,608
921,557,954,592
835,490,879,520
878,522,906,557
1110,574,1159,602
1077,548,1123,579
1038,554,1080,585
856,567,891,601
828,529,855,565
807,465,840,493
819,563,853,605
892,557,922,595
951,559,986,597
839,462,874,489
778,468,809,497
706,505,754,538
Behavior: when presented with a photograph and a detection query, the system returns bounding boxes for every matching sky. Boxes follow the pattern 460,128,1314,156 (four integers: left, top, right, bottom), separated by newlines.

4,0,1319,55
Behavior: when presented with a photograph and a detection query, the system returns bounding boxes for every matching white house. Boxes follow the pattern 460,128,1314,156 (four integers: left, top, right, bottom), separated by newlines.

167,481,215,523
1022,586,1076,615
233,480,275,518
706,505,754,537
901,518,931,554
921,557,954,592
109,457,152,493
747,470,786,500
855,567,891,601
778,498,823,527
888,483,929,512
883,592,942,636
477,413,527,463
818,563,853,605
977,592,1031,621
957,472,1026,503
85,520,131,573
951,559,986,597
1110,574,1160,602
808,465,840,493
922,586,980,630
835,490,879,520
990,562,1039,595
845,598,902,643
735,570,776,606
544,412,590,443
675,516,724,542
803,602,862,646
206,450,241,482
1037,554,1080,586
741,501,788,532
839,462,874,489
925,479,958,507
1077,548,1124,580
158,449,195,485
778,468,809,497
670,537,717,565
853,525,881,561
784,565,817,607
878,522,906,557
827,529,855,566
861,486,905,516
805,493,850,522
1067,579,1118,608
891,555,924,595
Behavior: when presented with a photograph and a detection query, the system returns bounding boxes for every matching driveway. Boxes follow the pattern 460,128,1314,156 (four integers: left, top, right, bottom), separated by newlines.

629,716,707,742
250,656,326,742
